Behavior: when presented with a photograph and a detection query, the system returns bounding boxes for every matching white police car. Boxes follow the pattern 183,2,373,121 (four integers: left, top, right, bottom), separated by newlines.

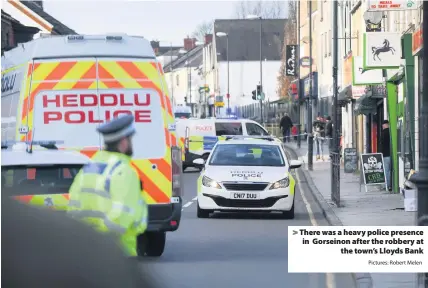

194,136,302,219
1,141,91,210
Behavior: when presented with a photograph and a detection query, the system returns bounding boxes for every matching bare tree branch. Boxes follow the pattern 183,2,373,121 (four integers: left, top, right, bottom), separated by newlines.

277,1,297,99
191,21,213,41
234,0,285,19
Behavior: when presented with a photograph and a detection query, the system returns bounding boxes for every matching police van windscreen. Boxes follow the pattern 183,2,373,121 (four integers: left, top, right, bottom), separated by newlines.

32,89,166,159
1,165,83,196
209,144,285,167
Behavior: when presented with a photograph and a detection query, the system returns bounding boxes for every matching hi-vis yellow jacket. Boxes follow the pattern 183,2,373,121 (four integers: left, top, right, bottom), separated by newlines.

68,150,147,256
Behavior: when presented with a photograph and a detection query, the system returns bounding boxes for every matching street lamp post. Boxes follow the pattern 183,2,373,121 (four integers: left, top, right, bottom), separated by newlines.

216,32,230,115
247,14,263,125
307,1,314,171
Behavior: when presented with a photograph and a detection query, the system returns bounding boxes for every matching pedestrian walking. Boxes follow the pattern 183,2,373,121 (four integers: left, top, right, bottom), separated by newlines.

280,113,293,143
67,114,148,257
380,120,392,191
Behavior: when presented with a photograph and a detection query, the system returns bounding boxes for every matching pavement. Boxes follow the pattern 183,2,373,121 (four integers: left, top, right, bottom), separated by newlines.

140,168,357,288
283,140,419,288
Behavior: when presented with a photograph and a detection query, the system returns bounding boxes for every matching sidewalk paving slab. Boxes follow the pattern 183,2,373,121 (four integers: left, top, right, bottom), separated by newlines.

284,142,419,288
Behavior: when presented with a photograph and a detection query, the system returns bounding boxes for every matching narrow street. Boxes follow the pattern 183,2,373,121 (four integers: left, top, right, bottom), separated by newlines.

140,169,356,288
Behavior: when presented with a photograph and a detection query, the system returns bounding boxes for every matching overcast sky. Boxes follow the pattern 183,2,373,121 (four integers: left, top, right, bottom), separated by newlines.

44,0,242,46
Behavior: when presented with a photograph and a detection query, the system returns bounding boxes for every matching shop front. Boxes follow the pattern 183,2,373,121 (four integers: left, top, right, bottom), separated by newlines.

302,72,318,133
363,31,404,192
413,24,423,171
385,33,416,193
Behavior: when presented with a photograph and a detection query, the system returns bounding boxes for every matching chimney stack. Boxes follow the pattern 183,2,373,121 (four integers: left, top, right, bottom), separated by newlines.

183,36,197,51
204,34,213,45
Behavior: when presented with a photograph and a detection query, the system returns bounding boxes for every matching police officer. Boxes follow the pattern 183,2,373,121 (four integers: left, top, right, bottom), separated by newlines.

68,114,147,257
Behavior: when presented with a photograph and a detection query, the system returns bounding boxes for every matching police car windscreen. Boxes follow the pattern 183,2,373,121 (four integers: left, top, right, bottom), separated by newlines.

33,89,166,159
209,144,285,167
1,165,82,196
175,112,191,119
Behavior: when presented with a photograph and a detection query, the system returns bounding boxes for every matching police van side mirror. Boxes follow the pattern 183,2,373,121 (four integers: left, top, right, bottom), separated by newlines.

193,158,205,166
289,160,302,169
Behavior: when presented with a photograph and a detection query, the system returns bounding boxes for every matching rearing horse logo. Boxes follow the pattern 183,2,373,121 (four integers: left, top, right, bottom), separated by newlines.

371,39,395,61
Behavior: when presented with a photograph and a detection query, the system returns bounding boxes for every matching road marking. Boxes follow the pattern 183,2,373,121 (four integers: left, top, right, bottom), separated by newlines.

183,201,193,208
295,170,336,288
192,196,197,201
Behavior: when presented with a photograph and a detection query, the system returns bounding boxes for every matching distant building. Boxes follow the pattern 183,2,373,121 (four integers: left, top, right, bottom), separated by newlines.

163,37,204,116
203,18,287,116
1,10,39,55
2,0,77,39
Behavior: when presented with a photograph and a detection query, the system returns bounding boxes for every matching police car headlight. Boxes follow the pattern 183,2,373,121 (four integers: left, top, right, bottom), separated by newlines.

269,177,289,190
202,176,222,189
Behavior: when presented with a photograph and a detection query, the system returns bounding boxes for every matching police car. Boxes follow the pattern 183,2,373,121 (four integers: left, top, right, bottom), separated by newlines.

1,141,91,210
194,136,302,219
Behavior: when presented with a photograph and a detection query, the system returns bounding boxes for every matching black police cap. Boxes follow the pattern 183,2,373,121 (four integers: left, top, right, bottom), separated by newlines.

97,114,136,143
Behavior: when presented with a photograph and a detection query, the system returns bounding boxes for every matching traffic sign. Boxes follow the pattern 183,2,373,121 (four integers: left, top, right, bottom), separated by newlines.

199,86,210,94
215,101,224,107
226,93,230,99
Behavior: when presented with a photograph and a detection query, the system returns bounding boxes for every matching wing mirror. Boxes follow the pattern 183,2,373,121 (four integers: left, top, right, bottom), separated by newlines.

289,160,302,169
193,158,205,167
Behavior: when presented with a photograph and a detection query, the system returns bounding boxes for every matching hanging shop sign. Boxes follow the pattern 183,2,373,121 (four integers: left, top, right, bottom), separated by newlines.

300,57,312,68
365,84,387,98
303,72,318,98
352,86,367,99
367,0,421,12
352,56,383,85
285,45,297,76
412,25,423,56
343,53,353,87
363,32,402,69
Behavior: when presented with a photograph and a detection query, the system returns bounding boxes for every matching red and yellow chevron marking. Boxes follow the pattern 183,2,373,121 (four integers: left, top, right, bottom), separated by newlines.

14,194,70,211
179,137,185,161
19,59,173,204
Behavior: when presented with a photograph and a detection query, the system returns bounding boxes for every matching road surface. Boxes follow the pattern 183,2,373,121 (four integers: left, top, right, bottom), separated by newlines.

141,168,356,288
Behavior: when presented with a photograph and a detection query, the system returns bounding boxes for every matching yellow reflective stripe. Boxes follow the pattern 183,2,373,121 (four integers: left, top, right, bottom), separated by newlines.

68,199,81,208
133,215,148,228
1,63,26,74
112,202,134,214
67,210,127,234
81,187,110,199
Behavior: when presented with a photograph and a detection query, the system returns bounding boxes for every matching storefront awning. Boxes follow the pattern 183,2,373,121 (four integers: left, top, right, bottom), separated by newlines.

338,85,352,107
354,94,378,115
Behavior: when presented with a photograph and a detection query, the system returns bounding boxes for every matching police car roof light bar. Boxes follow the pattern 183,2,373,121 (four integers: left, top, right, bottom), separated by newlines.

223,135,275,141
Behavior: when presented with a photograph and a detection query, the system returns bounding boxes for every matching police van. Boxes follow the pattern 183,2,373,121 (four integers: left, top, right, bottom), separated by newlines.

175,117,271,170
1,34,183,257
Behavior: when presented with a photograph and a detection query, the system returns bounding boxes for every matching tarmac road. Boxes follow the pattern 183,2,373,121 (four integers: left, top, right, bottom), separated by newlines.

140,168,356,288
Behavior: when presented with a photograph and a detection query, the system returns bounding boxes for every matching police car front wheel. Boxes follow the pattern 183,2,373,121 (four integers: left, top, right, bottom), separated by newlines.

281,202,295,219
197,202,211,218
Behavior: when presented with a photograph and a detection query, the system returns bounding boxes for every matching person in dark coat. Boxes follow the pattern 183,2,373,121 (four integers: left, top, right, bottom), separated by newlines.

2,196,158,288
280,113,293,143
380,120,392,191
